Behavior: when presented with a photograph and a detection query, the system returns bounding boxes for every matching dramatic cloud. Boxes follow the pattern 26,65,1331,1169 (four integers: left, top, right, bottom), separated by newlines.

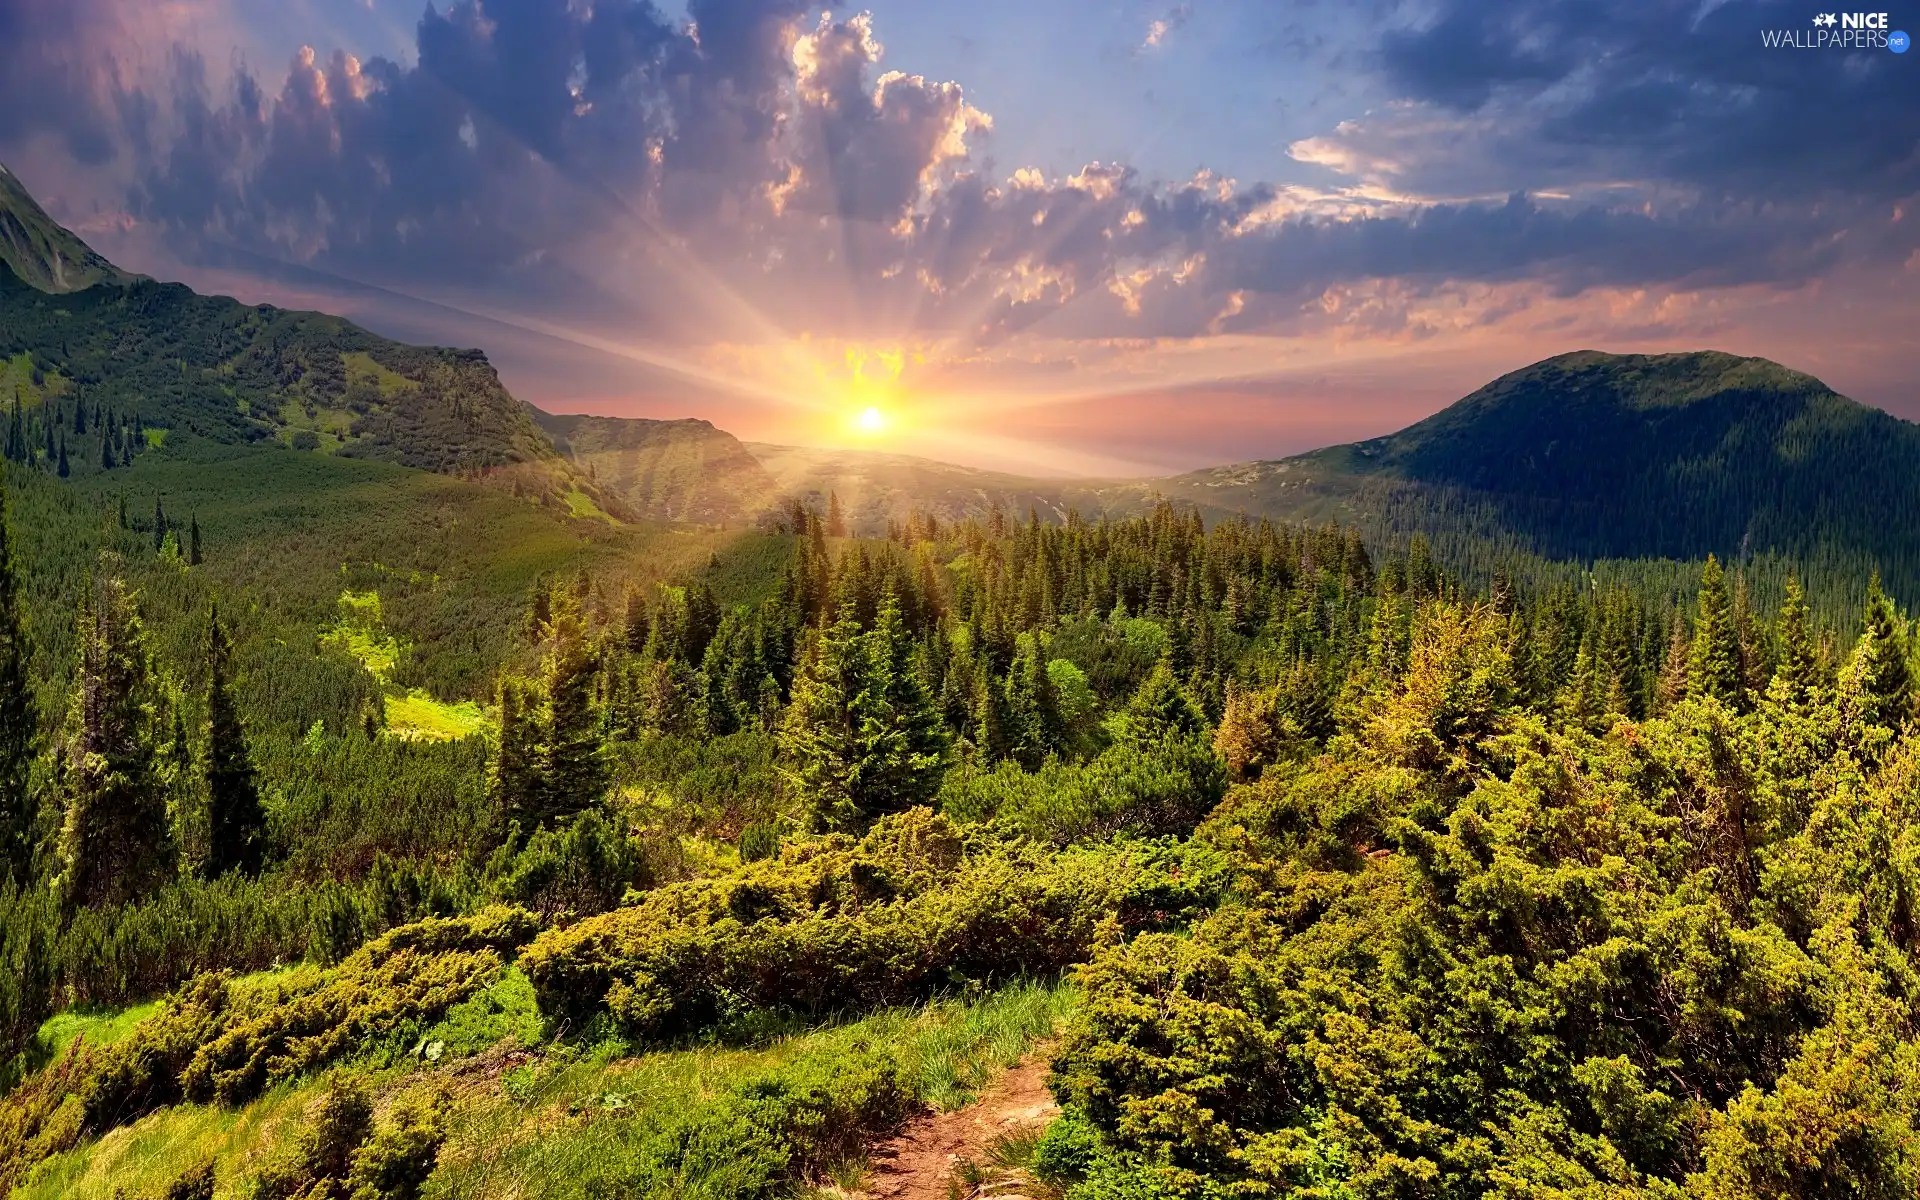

1,0,1915,468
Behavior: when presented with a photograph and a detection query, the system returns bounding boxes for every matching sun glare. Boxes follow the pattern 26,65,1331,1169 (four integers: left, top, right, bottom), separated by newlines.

856,406,887,434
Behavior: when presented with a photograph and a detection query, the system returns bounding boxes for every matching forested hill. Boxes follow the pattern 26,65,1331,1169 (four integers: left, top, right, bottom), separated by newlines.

1145,350,1920,598
0,165,635,515
535,412,777,523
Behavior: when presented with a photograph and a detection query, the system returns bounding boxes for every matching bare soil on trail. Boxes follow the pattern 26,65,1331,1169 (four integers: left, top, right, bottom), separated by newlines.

859,1056,1060,1200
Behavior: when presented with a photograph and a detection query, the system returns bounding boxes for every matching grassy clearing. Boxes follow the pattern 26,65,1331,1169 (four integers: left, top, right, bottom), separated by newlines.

385,690,492,741
19,981,1071,1200
562,489,614,523
34,1000,165,1060
430,980,1074,1199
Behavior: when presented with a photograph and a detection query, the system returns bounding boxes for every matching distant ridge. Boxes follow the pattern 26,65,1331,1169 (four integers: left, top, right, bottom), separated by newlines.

0,163,135,294
535,413,778,524
1139,349,1920,596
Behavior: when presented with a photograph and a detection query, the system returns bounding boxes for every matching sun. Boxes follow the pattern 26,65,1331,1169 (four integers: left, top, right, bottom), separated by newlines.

855,406,887,434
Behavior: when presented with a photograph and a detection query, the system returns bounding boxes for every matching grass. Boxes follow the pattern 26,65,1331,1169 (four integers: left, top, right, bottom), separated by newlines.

426,980,1074,1199
17,978,1073,1200
35,999,165,1060
385,691,492,742
562,488,615,523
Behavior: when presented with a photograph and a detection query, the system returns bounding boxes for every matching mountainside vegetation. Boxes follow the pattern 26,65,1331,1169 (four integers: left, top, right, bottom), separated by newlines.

0,471,1917,1196
11,167,1920,1199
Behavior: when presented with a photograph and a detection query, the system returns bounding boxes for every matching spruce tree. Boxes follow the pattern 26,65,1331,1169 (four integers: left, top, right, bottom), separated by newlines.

487,677,542,840
4,391,21,464
827,491,847,538
1768,576,1822,712
1839,579,1913,732
55,433,68,478
1118,661,1208,749
0,476,35,885
1688,556,1745,709
1003,634,1066,769
782,594,945,830
782,606,865,829
56,577,177,908
534,590,606,824
204,605,266,877
153,494,167,552
189,513,202,565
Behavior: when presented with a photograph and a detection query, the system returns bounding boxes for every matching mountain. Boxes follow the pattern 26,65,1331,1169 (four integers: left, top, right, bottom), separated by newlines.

1142,350,1920,595
535,413,777,523
746,442,1101,531
0,163,135,293
0,163,633,518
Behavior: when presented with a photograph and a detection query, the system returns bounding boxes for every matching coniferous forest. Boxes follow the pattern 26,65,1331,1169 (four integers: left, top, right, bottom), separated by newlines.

1,442,1920,1198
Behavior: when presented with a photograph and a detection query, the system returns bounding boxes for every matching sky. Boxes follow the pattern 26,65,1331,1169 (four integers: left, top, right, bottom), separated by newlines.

1,0,1916,476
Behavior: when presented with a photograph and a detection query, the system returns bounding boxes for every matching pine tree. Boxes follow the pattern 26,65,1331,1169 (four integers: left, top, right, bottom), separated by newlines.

153,494,167,552
55,433,68,478
56,577,177,908
487,677,542,840
188,513,202,565
4,391,21,464
1118,661,1208,749
1839,578,1913,732
1767,576,1822,712
1688,556,1745,710
781,594,945,830
72,402,85,435
534,590,606,824
204,605,266,877
1003,634,1066,769
0,475,34,885
41,419,54,465
827,491,847,538
100,432,114,470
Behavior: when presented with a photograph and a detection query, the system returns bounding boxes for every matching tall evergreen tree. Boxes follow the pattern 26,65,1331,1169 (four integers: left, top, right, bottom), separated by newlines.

1768,576,1822,712
153,494,167,552
487,677,542,839
1117,661,1208,749
827,491,847,538
188,513,202,565
0,475,34,885
55,433,68,478
1839,578,1913,732
781,594,945,830
1003,634,1067,769
204,605,266,877
56,577,177,908
533,590,606,824
1688,556,1745,709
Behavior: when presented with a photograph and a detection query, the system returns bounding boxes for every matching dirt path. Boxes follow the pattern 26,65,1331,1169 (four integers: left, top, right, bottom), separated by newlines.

860,1057,1060,1200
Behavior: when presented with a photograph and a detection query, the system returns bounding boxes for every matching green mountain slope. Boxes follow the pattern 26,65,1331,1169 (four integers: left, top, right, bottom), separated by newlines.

1141,350,1920,595
536,413,777,523
746,441,1105,531
0,164,134,293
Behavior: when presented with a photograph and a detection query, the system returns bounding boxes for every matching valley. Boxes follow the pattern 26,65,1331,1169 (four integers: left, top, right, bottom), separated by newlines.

1,166,1919,1200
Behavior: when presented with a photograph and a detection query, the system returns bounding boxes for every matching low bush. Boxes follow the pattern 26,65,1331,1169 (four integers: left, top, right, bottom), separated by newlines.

0,908,536,1193
520,809,1129,1040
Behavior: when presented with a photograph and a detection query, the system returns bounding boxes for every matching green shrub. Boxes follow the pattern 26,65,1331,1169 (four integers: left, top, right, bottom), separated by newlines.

486,810,643,921
940,737,1226,846
520,809,1128,1039
246,1073,374,1200
344,1084,450,1200
160,1155,218,1200
0,909,538,1192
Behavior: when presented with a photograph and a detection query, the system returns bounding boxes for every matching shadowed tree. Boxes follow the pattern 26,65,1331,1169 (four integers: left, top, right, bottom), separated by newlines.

56,576,177,908
204,604,267,877
0,474,34,885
